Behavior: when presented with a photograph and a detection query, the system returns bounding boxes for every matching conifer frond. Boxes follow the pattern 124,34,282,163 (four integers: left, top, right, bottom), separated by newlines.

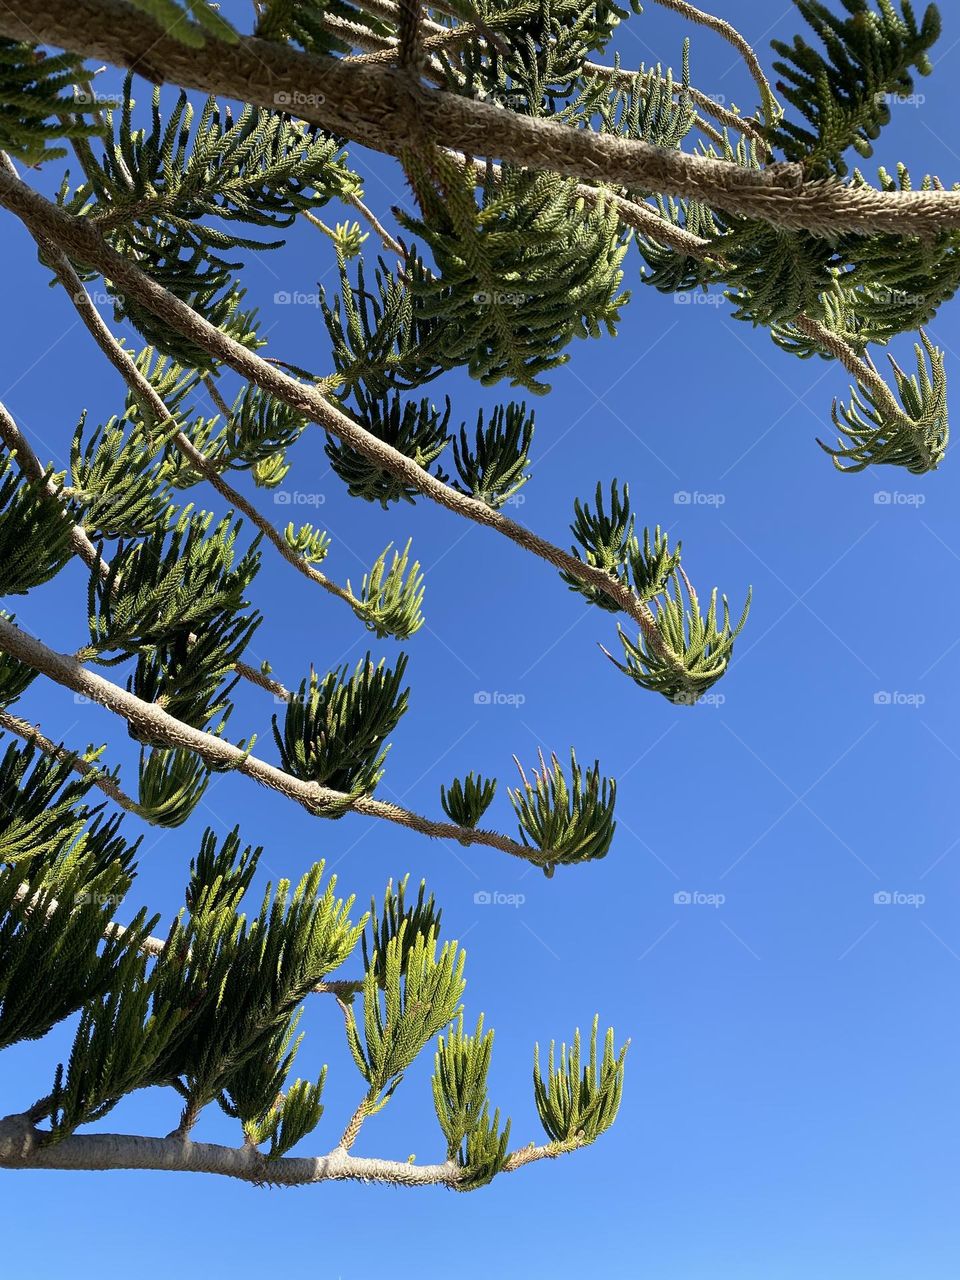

255,0,390,55
766,0,940,176
608,570,751,703
440,772,498,830
137,746,210,828
347,539,426,639
451,402,534,508
432,1012,511,1189
283,521,330,565
126,0,238,47
70,414,174,538
0,40,107,164
87,509,261,659
820,329,948,471
362,874,442,988
344,925,466,1107
0,455,77,596
272,654,409,797
326,389,450,507
398,152,629,392
533,1015,627,1145
185,826,261,915
509,749,617,875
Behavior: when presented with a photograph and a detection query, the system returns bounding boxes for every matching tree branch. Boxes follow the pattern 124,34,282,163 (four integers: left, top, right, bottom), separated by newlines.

0,162,681,663
0,615,564,867
0,1114,573,1186
1,1,959,236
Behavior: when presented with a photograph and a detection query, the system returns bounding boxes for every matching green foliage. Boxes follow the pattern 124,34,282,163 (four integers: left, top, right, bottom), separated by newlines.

533,1016,627,1145
344,925,466,1107
347,540,426,640
820,330,948,471
137,747,211,828
361,874,442,989
0,40,107,164
0,457,76,596
509,749,617,875
433,1013,511,1190
284,520,330,565
441,772,498,830
125,0,238,47
399,151,629,392
272,654,409,798
451,402,534,508
185,826,261,914
256,0,389,56
326,389,450,508
766,0,941,176
561,481,682,611
609,573,752,703
70,414,174,538
87,509,261,659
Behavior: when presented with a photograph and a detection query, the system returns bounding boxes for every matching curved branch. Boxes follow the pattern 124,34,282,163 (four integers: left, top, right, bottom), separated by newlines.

0,2,959,236
0,1114,577,1186
0,164,679,663
0,615,558,867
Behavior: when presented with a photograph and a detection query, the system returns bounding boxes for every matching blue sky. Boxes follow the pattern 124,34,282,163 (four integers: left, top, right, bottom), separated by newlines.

3,2,960,1276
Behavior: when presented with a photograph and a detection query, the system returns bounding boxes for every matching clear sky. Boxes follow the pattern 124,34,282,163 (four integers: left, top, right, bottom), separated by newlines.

3,2,960,1276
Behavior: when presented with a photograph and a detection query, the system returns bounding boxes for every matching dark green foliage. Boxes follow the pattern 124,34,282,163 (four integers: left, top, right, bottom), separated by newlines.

0,457,77,596
0,40,107,165
326,389,450,507
451,403,534,508
87,509,261,659
256,0,389,55
362,874,442,989
272,654,409,798
718,221,841,327
319,252,448,399
441,772,498,830
533,1016,627,1144
137,747,211,828
820,330,948,471
766,0,941,176
71,414,174,538
125,0,239,47
185,826,261,915
509,749,617,875
433,1012,511,1190
344,925,465,1107
561,481,682,611
398,152,629,392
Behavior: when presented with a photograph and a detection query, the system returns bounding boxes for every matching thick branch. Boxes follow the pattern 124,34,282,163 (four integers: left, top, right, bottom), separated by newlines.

0,615,554,866
0,1115,572,1186
2,2,960,235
